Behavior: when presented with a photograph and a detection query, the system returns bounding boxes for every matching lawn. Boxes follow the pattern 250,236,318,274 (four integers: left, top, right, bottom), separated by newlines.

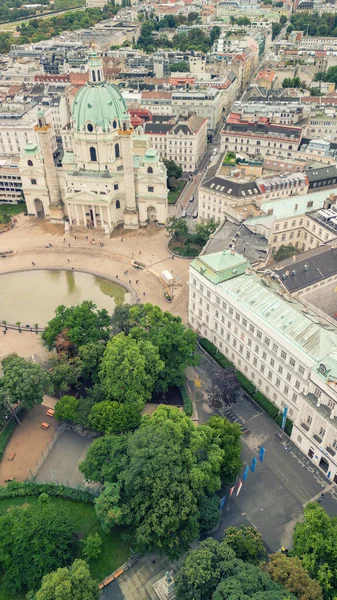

0,203,26,217
0,496,131,599
168,180,187,205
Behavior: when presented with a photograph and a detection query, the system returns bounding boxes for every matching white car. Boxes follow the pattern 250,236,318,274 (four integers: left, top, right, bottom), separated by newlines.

181,210,187,218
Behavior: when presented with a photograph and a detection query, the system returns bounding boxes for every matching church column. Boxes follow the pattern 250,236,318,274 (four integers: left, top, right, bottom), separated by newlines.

92,205,97,228
68,204,72,223
74,204,80,226
107,207,112,230
82,205,86,225
99,205,104,227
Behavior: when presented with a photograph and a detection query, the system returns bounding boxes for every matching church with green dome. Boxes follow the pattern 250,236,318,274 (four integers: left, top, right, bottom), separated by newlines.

19,51,168,231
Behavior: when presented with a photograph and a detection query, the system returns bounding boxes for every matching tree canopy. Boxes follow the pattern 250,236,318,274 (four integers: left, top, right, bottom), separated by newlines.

33,559,98,600
0,496,75,593
174,537,294,600
42,301,110,352
99,332,164,404
263,552,323,600
80,408,242,558
0,354,52,411
292,503,337,599
224,526,267,565
109,304,198,392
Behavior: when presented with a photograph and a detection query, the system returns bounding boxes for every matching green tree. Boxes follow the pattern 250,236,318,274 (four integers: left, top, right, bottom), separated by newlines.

224,526,267,564
81,534,102,561
273,244,302,262
280,15,287,25
263,553,323,600
94,482,124,531
198,495,220,532
54,395,79,422
80,433,129,483
78,341,106,383
212,560,296,599
88,407,242,558
272,22,282,39
48,355,82,395
207,416,242,484
1,355,52,413
315,65,337,86
42,301,110,352
170,60,189,72
175,538,236,600
34,559,98,600
112,303,198,392
99,332,164,404
163,158,183,189
0,497,75,593
166,216,188,239
293,503,337,599
193,219,217,245
88,400,142,433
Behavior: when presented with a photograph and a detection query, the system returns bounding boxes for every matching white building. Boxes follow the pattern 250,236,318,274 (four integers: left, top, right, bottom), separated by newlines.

0,104,38,158
19,51,168,231
188,248,337,483
143,115,207,173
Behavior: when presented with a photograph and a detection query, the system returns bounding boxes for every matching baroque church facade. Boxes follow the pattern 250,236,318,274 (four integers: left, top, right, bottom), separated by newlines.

19,51,168,232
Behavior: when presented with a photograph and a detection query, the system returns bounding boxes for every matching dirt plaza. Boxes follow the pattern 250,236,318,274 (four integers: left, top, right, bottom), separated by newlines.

0,215,191,322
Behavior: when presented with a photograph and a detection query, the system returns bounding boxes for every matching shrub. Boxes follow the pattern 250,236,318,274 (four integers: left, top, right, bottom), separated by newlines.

0,421,16,462
180,384,192,416
0,481,95,503
253,392,278,419
236,372,255,396
199,338,232,368
54,395,79,422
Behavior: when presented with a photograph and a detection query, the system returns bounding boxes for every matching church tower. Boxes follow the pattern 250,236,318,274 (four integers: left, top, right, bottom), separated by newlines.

34,110,61,208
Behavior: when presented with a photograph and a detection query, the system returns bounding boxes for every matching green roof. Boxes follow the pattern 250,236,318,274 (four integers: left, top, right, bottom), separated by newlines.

23,142,40,156
72,82,129,132
191,249,250,284
62,151,75,164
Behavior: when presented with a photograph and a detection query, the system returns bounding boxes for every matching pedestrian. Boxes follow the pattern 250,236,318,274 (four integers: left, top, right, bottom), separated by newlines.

63,238,66,242
121,237,123,242
129,280,131,284
126,269,128,275
132,252,134,257
72,267,74,270
116,275,118,279
139,250,141,255
67,258,70,262
143,292,146,296
172,255,174,260
32,261,35,266
86,236,88,240
75,236,77,240
68,243,70,248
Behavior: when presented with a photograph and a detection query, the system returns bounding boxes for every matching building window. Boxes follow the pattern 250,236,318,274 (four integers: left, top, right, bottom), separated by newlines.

268,370,273,380
207,291,211,299
114,184,119,190
257,331,262,340
229,307,233,316
115,143,120,159
281,351,287,360
276,378,280,388
314,388,322,398
306,415,312,426
89,147,97,162
31,179,37,185
216,297,220,305
87,123,93,132
262,351,267,360
28,160,33,166
242,318,247,327
147,167,153,174
295,380,300,390
265,337,270,346
261,364,265,373
272,343,278,353
332,439,337,450
278,365,283,374
292,393,297,403
319,426,326,438
249,325,254,333
284,385,289,394
116,200,120,209
270,358,275,367
286,372,291,382
299,365,305,375
289,358,295,367
148,186,154,192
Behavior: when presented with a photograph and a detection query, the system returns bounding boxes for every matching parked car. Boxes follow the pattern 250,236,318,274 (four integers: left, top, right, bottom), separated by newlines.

193,211,198,218
189,195,194,202
181,210,186,218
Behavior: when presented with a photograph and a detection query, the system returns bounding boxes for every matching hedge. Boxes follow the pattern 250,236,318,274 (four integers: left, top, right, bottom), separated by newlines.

253,392,278,420
199,338,232,368
0,421,16,462
274,413,293,437
0,481,96,503
180,384,193,416
236,372,256,396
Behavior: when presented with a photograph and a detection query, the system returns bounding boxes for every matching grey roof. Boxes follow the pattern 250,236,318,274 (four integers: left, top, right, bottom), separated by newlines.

203,219,268,264
143,122,173,134
201,175,260,198
306,164,337,184
172,123,190,135
273,246,337,293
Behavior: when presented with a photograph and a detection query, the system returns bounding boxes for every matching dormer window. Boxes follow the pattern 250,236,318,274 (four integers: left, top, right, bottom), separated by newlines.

87,123,93,132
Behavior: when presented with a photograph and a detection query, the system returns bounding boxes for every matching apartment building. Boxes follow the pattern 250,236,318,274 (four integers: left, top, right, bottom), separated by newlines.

305,110,337,142
0,159,23,204
188,248,337,483
221,113,303,159
143,115,207,173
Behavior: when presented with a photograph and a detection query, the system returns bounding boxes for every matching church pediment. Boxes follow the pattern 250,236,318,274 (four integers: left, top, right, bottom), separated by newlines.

65,190,112,204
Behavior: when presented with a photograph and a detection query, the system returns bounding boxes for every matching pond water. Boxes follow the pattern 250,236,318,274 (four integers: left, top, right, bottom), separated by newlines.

0,269,131,326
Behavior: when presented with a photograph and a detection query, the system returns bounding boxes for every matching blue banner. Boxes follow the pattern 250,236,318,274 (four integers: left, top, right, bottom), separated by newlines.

243,465,249,481
219,496,226,510
250,457,257,473
259,446,265,463
282,405,288,431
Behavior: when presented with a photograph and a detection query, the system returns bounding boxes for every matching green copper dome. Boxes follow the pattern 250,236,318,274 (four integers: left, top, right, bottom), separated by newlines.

72,82,129,132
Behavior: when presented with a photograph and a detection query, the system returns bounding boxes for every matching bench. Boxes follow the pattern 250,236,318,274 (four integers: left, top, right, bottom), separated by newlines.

41,422,50,430
46,408,55,417
7,452,15,461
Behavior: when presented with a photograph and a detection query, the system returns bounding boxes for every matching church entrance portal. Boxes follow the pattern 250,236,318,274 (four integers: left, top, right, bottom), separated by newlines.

34,199,45,218
147,206,157,222
319,456,329,473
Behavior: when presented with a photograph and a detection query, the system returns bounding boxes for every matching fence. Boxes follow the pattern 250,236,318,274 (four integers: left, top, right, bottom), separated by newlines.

28,423,67,481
